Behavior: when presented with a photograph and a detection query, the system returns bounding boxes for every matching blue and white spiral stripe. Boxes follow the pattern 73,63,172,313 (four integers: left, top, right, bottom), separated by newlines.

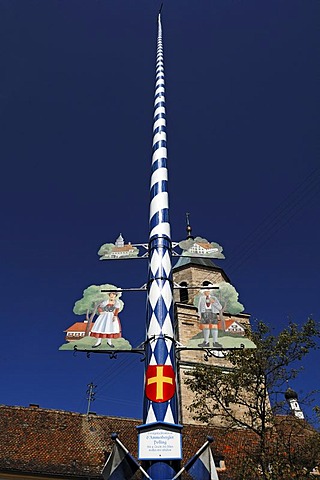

149,14,170,239
144,13,178,429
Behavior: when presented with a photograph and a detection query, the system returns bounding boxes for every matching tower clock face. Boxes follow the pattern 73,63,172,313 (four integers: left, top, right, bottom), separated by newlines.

290,400,304,418
291,400,299,410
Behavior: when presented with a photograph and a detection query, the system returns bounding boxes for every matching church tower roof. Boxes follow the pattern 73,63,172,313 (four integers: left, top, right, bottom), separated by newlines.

285,387,298,401
173,255,231,284
173,255,218,269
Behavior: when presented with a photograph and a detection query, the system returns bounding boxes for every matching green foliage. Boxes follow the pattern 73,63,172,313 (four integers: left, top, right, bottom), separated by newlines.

59,335,132,351
185,318,320,479
73,284,123,315
97,243,114,256
216,282,244,314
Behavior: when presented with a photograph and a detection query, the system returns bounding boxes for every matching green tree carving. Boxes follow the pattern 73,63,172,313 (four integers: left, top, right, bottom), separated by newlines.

97,243,114,257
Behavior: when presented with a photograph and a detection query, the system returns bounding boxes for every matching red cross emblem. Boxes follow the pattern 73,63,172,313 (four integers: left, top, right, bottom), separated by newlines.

145,365,175,403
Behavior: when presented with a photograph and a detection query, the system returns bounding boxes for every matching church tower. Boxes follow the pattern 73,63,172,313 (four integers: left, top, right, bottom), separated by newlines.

172,249,252,426
285,387,305,419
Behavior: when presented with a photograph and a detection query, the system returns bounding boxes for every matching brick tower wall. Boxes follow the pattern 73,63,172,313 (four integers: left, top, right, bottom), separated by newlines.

173,263,252,426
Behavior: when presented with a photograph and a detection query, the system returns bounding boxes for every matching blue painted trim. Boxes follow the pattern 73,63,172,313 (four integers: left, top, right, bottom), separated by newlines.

152,140,167,152
149,208,169,230
150,180,168,198
151,158,167,173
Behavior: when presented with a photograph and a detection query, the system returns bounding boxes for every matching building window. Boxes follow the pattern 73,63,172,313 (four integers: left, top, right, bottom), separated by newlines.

179,282,189,303
202,281,211,287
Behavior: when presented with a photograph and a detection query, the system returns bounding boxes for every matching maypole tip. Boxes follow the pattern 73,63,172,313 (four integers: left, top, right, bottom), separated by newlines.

207,436,214,443
111,433,118,440
159,3,163,14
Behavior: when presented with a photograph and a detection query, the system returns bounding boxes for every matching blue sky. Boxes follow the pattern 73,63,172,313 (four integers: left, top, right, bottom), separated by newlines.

0,0,319,420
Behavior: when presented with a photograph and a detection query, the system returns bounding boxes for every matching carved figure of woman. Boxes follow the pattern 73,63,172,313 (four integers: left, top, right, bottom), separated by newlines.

90,292,121,347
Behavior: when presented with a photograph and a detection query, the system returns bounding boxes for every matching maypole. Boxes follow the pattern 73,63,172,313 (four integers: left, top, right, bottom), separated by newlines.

137,10,182,480
60,8,232,480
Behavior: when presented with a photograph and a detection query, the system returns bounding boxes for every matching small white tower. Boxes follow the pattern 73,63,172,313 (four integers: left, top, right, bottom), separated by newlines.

285,387,304,419
115,233,124,247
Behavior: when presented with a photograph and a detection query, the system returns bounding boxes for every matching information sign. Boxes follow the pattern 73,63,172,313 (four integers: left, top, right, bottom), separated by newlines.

137,424,182,460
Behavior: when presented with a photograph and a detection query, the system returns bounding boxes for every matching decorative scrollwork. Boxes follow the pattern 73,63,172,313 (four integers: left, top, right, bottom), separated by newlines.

203,348,227,361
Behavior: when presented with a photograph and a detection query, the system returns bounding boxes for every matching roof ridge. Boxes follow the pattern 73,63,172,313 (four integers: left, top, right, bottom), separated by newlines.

0,404,141,421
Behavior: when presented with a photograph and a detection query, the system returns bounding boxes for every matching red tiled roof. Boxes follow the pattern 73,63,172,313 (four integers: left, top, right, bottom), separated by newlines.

113,245,135,252
0,405,138,478
193,242,215,250
0,406,317,479
224,319,244,330
0,405,253,479
65,322,90,333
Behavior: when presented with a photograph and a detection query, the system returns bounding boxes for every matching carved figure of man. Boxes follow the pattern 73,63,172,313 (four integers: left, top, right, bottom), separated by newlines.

197,288,222,348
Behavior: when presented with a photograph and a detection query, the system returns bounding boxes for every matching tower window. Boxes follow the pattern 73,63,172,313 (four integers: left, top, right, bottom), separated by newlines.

179,282,189,303
202,281,211,286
